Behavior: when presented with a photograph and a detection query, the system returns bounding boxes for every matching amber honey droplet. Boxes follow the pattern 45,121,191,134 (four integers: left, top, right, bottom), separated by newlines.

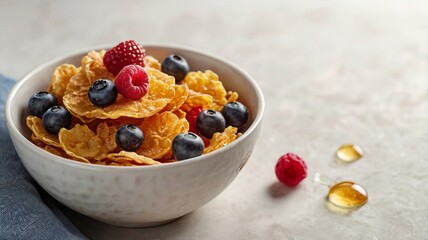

336,144,363,162
328,181,368,208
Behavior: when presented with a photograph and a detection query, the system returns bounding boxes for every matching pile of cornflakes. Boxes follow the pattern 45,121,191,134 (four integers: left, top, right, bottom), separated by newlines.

26,48,244,166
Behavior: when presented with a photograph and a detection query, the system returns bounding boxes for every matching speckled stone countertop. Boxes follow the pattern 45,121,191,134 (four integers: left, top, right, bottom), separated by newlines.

1,0,427,239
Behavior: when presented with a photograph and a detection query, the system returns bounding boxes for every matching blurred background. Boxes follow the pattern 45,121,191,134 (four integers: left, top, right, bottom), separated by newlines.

1,0,427,239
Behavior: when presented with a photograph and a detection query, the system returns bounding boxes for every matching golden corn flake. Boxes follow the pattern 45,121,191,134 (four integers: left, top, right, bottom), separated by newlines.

63,68,175,122
144,55,161,70
26,116,61,147
226,91,239,103
58,124,102,163
183,70,227,110
91,159,109,165
107,117,145,126
44,145,70,159
86,117,144,130
95,122,117,160
204,126,239,154
107,151,161,165
65,72,91,95
146,67,175,86
110,161,140,166
180,90,213,112
48,64,78,103
136,112,189,159
31,134,47,148
95,159,140,166
172,109,187,119
82,50,115,82
163,84,189,112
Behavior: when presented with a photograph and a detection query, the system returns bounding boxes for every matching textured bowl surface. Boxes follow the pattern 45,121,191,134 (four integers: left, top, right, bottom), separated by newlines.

5,43,264,227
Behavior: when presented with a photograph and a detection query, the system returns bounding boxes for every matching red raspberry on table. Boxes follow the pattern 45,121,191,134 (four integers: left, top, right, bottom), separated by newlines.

275,153,307,187
103,40,145,75
115,65,149,100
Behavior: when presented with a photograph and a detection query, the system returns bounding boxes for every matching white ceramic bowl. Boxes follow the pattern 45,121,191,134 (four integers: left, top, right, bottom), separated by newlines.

5,43,264,227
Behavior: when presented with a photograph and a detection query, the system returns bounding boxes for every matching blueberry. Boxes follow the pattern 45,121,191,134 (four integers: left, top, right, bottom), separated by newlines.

42,106,72,135
28,91,57,118
161,54,189,83
196,110,226,139
221,101,249,129
172,132,204,161
115,124,144,151
88,79,118,107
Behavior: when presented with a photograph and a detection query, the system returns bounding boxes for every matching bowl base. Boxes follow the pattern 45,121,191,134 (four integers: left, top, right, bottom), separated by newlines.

97,217,180,228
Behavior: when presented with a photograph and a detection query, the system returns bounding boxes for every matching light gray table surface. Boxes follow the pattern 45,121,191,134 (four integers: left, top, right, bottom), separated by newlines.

1,0,427,239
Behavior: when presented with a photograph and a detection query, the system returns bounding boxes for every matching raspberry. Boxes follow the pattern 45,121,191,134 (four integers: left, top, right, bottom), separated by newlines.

115,65,149,100
201,136,210,148
186,107,202,133
275,153,307,187
185,107,210,147
103,40,145,75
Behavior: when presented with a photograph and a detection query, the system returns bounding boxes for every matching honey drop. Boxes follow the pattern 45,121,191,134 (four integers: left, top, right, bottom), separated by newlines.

336,144,363,162
328,181,368,208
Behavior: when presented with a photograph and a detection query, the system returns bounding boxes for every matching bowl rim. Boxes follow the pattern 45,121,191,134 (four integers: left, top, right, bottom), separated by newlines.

5,42,265,171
